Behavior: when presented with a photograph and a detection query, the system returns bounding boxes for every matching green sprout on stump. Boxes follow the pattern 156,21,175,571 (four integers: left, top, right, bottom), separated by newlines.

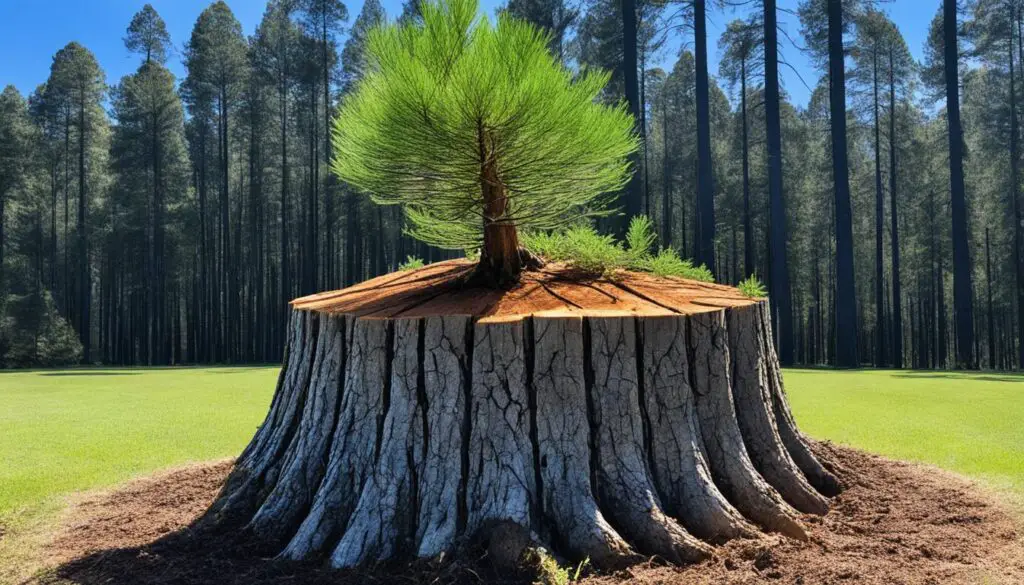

521,215,714,282
738,275,767,298
331,0,638,286
397,255,426,271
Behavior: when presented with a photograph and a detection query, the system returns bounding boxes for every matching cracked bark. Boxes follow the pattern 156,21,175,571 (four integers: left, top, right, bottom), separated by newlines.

687,310,807,540
248,314,348,545
210,284,840,569
640,315,755,543
727,305,829,515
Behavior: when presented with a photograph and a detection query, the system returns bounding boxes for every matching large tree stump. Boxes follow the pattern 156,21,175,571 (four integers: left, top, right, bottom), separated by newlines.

209,260,842,569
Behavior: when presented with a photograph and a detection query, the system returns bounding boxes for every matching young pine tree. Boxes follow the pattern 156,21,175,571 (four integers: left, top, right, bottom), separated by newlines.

331,0,638,286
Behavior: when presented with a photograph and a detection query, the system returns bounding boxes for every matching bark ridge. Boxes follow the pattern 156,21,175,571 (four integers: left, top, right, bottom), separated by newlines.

211,272,842,569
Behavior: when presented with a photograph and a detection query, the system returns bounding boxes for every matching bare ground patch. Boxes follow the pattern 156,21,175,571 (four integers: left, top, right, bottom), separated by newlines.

22,444,1024,585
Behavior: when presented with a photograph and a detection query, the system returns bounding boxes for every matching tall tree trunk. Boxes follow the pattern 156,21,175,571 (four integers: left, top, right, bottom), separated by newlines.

741,60,754,278
619,0,642,233
324,15,336,289
764,0,794,364
1011,13,1024,370
77,92,90,363
986,228,995,369
943,0,975,368
221,89,232,363
828,0,858,368
888,49,903,369
872,48,885,367
694,0,715,276
281,56,291,342
662,92,672,245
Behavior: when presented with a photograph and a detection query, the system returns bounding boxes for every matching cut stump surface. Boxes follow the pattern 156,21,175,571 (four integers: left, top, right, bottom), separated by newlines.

209,261,842,569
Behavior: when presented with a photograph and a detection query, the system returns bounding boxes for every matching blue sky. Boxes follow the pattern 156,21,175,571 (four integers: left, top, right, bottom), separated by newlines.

0,0,932,109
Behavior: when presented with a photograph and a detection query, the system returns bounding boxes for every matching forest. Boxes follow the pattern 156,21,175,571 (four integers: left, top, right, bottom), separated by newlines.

0,0,1021,370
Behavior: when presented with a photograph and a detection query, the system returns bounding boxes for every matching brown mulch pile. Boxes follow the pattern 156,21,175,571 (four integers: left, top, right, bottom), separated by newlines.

36,445,1024,585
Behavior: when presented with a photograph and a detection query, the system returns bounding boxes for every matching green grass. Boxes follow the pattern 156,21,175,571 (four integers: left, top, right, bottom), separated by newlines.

785,368,1024,497
0,367,279,519
0,366,1022,522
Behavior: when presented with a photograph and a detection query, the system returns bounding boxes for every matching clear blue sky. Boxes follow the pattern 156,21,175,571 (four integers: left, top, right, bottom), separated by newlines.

0,0,932,109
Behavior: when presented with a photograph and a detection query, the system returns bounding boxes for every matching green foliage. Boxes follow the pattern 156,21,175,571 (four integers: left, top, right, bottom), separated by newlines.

625,215,656,262
738,275,767,298
397,255,425,271
331,0,638,251
0,290,82,368
124,4,172,64
525,225,626,274
522,216,714,281
526,548,589,585
636,248,715,281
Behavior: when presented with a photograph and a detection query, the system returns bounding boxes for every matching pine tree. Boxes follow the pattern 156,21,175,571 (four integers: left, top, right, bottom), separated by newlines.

0,86,35,291
124,3,172,65
331,0,637,285
46,42,108,363
718,18,763,280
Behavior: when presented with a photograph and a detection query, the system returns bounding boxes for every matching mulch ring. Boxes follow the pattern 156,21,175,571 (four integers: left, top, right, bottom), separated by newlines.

34,444,1024,585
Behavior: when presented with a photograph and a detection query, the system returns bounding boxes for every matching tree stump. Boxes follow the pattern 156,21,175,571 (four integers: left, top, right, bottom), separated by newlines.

208,260,842,569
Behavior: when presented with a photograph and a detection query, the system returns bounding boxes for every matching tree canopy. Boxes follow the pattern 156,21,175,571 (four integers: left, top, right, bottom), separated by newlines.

331,0,638,282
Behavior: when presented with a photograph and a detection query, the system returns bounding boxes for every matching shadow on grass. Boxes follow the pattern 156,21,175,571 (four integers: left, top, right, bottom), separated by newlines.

890,372,1024,383
38,372,141,377
0,364,280,375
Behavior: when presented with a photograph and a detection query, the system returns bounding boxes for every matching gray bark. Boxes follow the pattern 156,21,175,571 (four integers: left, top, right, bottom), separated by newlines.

213,301,839,569
687,310,807,540
280,318,391,560
727,305,829,514
640,315,755,543
249,314,348,544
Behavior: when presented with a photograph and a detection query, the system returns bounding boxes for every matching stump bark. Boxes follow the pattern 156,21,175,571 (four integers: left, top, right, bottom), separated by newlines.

210,260,842,569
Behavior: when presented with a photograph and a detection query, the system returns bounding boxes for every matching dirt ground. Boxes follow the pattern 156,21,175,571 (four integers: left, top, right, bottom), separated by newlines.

27,444,1024,585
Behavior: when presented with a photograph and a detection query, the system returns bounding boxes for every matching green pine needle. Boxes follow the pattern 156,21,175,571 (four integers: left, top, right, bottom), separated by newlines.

330,0,638,251
738,275,767,298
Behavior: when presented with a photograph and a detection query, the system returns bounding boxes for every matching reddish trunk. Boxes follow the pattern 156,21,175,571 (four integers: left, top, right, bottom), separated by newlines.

477,135,522,287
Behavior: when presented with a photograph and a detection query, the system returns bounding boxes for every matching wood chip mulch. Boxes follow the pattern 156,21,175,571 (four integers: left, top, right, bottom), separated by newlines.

34,444,1024,585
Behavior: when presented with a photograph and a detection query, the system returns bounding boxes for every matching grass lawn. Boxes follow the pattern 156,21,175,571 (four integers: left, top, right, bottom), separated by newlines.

785,368,1024,499
0,367,279,520
1,367,1022,524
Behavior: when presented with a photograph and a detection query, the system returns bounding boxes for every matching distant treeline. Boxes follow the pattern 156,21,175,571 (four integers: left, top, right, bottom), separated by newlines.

0,0,1021,369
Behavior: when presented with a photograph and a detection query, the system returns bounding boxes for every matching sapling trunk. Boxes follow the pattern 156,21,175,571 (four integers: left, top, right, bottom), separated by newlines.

476,133,523,287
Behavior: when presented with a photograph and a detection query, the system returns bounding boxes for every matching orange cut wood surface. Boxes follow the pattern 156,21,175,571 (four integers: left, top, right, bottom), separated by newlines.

290,259,756,322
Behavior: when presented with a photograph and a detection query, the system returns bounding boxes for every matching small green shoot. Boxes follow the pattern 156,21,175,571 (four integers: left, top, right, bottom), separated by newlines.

522,215,714,282
528,548,590,585
738,275,767,298
397,255,425,271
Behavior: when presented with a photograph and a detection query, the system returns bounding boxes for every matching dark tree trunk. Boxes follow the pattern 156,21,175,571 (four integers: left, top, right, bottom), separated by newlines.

986,228,995,369
1011,14,1024,370
764,0,794,365
741,60,754,279
943,0,975,368
662,92,672,246
828,0,858,368
694,0,715,276
889,49,903,368
78,92,90,363
619,0,642,233
872,48,885,367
